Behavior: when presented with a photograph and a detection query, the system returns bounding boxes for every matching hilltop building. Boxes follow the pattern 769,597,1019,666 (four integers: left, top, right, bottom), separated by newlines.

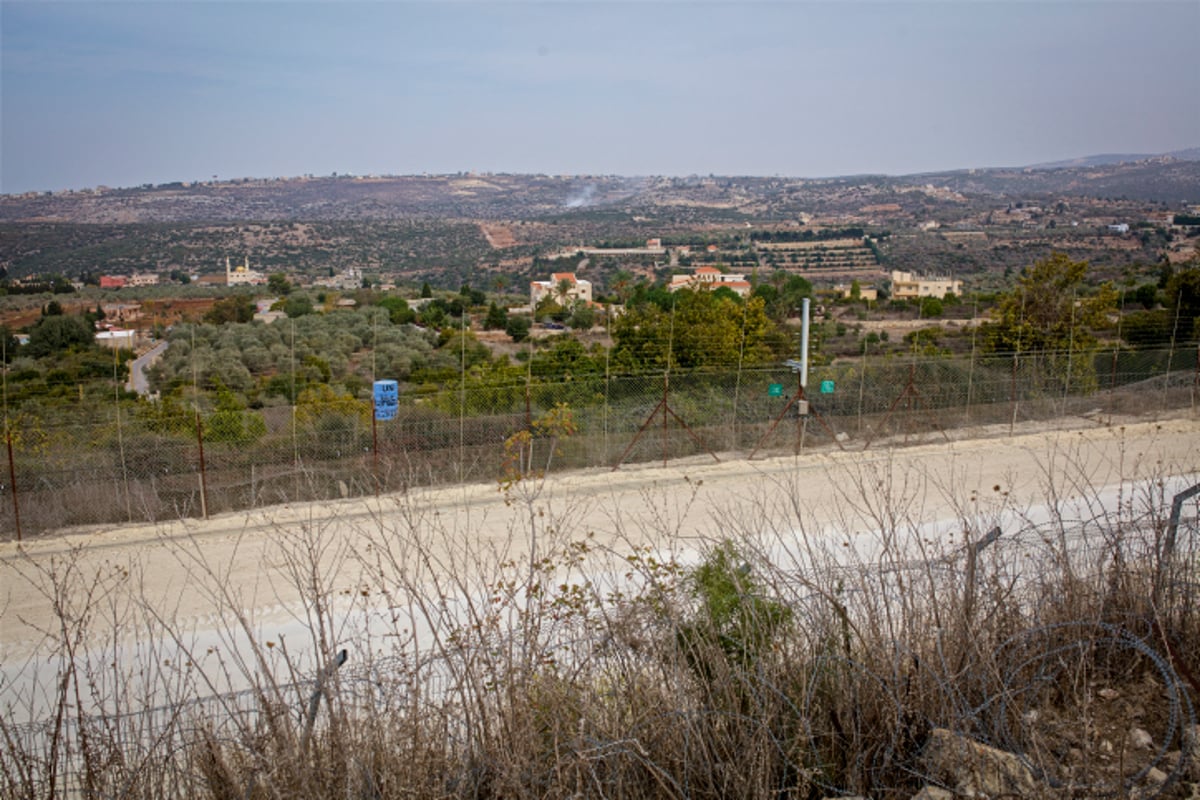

668,266,752,297
835,282,879,302
531,272,593,307
313,266,363,291
890,270,962,300
226,256,267,287
128,273,160,287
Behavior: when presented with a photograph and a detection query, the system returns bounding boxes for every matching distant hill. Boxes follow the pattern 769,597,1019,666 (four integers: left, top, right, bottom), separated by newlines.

1029,147,1200,169
896,156,1200,203
1,151,1197,225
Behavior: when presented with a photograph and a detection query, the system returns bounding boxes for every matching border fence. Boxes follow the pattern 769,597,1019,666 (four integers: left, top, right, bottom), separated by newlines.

3,343,1198,538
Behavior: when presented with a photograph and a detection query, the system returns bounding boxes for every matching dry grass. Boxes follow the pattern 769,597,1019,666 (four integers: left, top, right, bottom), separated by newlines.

2,439,1198,800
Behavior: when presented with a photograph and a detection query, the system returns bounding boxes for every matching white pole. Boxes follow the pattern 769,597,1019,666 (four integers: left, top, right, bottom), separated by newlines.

800,297,810,389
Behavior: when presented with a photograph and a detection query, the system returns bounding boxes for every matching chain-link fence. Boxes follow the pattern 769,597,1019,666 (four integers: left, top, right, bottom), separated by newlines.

3,344,1198,538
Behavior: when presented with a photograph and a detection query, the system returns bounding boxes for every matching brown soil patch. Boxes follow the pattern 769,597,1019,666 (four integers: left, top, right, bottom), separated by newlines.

481,223,519,248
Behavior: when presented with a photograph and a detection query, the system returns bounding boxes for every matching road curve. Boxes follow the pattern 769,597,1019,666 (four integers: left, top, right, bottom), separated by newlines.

127,340,168,394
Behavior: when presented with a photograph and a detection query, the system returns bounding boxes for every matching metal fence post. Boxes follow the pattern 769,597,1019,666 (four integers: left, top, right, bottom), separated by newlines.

6,430,20,541
195,412,209,520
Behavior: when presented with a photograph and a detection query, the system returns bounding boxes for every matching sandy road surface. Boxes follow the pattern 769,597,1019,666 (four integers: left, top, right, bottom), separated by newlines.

4,416,1199,665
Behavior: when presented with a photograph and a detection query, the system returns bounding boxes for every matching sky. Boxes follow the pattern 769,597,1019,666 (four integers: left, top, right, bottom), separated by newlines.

2,1,1198,194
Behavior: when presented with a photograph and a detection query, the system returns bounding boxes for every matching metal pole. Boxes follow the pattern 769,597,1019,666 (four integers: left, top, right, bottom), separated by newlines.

6,431,20,542
1165,291,1182,413
301,649,348,755
372,400,379,498
799,297,810,389
195,412,209,520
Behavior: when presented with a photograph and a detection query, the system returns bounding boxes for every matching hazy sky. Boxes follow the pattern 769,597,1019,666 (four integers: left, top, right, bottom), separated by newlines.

2,1,1198,193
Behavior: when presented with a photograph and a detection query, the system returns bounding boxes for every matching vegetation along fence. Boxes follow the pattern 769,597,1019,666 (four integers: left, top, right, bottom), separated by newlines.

3,344,1198,538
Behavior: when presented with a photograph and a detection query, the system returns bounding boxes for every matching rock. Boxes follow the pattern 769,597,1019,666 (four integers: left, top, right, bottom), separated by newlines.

1098,687,1121,700
921,728,1038,798
1186,725,1200,781
911,787,955,800
1146,767,1169,784
835,431,849,443
1129,727,1154,750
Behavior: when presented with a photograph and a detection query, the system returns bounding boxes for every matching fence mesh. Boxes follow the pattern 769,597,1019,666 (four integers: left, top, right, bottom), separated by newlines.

3,344,1198,537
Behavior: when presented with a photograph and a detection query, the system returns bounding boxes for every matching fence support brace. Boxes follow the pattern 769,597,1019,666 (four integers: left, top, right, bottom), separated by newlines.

1163,481,1200,564
301,648,348,755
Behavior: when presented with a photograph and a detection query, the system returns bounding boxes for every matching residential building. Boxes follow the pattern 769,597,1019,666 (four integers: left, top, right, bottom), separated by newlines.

530,272,593,307
128,273,160,287
313,266,363,291
95,329,136,350
835,283,878,302
668,266,752,297
890,270,962,300
99,275,126,289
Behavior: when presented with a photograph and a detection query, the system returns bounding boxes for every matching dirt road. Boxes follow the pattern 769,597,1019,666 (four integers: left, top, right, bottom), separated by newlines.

3,415,1198,664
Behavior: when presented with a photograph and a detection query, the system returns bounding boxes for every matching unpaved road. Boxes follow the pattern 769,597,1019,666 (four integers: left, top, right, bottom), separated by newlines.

3,415,1198,667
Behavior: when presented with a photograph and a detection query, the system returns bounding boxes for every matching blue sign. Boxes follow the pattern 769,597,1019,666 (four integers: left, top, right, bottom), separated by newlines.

373,380,399,421
820,380,835,394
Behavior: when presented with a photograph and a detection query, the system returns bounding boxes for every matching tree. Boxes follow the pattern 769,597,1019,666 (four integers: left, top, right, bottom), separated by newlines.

420,282,433,299
505,314,531,343
204,294,256,324
1163,263,1200,342
554,278,574,309
283,293,315,318
611,291,784,371
1133,283,1159,310
459,283,486,306
378,295,415,325
267,273,292,295
979,253,1117,391
980,254,1116,355
610,269,635,304
919,297,944,318
484,301,507,330
1,326,19,363
205,386,266,444
567,303,595,330
26,314,95,358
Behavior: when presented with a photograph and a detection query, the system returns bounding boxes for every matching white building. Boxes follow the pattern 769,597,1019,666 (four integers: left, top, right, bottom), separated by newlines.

890,270,962,300
95,329,136,350
225,256,267,286
668,266,752,297
530,272,593,307
127,272,160,287
313,266,363,291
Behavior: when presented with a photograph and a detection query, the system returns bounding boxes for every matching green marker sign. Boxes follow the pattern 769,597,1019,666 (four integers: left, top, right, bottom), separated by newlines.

768,383,783,397
820,380,835,394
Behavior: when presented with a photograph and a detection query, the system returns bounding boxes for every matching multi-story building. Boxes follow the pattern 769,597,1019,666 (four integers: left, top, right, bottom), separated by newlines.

128,273,160,287
312,266,363,291
890,270,962,300
668,266,752,297
530,272,593,307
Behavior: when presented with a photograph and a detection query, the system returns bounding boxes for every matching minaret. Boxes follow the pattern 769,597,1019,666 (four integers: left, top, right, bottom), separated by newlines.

226,257,232,285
